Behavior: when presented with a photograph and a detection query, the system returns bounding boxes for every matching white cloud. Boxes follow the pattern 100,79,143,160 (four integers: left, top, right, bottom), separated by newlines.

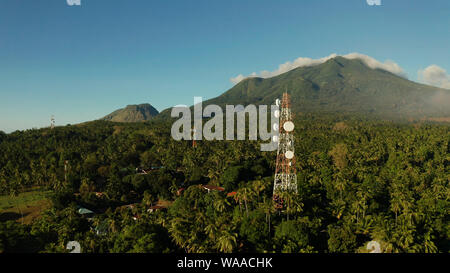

230,74,246,85
342,53,406,78
230,52,407,84
418,65,450,89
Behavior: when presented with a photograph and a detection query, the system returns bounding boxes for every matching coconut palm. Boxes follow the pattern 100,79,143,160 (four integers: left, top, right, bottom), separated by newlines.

216,229,237,253
261,197,276,236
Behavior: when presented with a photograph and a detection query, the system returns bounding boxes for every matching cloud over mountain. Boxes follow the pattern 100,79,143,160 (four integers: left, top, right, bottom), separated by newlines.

230,53,406,84
418,65,450,89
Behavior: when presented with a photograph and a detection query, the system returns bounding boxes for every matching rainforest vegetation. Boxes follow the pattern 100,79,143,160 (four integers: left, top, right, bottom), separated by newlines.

0,116,448,253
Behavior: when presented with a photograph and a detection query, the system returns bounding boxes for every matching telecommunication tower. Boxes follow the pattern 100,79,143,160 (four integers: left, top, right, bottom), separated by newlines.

64,160,69,183
51,115,55,129
273,92,297,202
191,128,197,148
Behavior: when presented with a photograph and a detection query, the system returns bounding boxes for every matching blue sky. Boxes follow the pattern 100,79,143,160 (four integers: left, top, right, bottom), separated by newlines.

0,0,449,132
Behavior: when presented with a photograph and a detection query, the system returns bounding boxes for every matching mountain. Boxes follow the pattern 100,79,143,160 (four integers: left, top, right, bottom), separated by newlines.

101,103,159,122
159,56,450,119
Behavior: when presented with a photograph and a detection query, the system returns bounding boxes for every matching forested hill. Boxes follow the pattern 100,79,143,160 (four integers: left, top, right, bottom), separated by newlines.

158,56,450,120
101,103,159,122
0,118,449,253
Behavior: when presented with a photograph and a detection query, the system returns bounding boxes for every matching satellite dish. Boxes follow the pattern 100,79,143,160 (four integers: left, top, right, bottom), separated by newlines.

283,121,294,132
275,99,280,106
66,241,81,253
285,151,294,159
272,135,279,142
274,110,280,118
367,241,382,253
273,123,279,131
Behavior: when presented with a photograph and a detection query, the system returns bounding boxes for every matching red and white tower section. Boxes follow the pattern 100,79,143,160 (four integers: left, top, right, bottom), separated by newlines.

273,92,297,195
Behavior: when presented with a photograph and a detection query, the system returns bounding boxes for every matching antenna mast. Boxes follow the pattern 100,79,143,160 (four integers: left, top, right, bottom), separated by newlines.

51,115,55,129
64,160,69,183
191,128,197,148
273,92,297,205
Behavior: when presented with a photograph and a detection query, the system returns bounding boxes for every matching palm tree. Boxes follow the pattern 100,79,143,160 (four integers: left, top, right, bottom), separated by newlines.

207,168,221,184
213,197,229,213
395,217,414,251
169,184,179,199
422,232,438,253
217,230,237,253
168,216,189,252
351,191,367,224
109,218,119,233
334,175,347,200
252,180,266,202
205,221,218,241
261,197,276,236
390,195,401,224
236,187,254,218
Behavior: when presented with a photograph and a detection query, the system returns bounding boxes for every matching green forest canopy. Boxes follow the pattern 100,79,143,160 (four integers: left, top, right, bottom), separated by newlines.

0,115,448,253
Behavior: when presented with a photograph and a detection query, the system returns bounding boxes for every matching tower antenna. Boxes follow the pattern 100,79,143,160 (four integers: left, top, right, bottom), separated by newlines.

191,128,197,148
273,91,297,208
64,160,69,183
51,115,55,129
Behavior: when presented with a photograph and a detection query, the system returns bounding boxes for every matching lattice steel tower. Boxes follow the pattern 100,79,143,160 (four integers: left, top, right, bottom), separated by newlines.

273,92,297,198
51,115,55,130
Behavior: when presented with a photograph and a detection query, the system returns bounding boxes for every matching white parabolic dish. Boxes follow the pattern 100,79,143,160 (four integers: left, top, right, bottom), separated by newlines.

283,121,294,132
285,151,294,159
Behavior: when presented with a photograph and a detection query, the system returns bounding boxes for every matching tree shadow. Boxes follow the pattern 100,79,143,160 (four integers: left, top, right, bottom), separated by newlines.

0,212,29,222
